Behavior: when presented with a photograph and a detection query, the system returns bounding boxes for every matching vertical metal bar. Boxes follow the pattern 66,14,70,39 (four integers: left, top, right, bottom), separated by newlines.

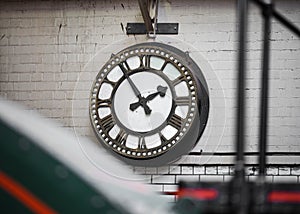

234,1,249,214
235,0,248,176
259,1,272,176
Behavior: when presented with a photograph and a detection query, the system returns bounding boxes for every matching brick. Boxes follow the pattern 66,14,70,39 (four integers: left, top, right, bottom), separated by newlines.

67,72,79,81
54,73,67,81
205,166,217,175
194,166,205,175
266,167,279,176
152,175,175,184
43,73,55,81
248,176,273,183
169,166,181,175
176,175,199,183
31,73,43,82
273,176,298,183
132,167,145,175
35,82,57,91
218,166,230,175
8,73,19,81
163,184,178,192
145,167,157,175
181,166,193,175
0,73,9,82
31,91,53,100
19,73,31,82
200,175,223,182
278,167,291,175
17,92,31,101
58,82,76,91
54,91,66,100
291,167,300,175
157,166,170,175
13,82,34,91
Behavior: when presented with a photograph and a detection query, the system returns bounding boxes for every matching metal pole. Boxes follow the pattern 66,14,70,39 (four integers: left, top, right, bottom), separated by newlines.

259,0,272,177
235,0,248,178
234,0,249,214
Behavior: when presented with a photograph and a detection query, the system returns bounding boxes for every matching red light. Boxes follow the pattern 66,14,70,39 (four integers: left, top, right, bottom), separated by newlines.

177,188,218,200
268,191,300,203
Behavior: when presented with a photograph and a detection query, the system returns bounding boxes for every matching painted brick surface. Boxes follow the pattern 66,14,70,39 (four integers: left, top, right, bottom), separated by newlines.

0,0,299,196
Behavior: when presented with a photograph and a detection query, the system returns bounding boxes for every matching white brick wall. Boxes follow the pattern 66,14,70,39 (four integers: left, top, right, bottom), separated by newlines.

0,0,299,194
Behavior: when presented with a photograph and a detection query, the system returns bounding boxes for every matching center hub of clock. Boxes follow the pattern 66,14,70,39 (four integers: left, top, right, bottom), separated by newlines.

112,71,173,133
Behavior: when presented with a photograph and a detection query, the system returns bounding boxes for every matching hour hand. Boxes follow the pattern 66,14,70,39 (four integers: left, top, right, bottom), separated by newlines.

145,86,167,101
143,104,152,115
130,97,152,115
129,102,141,111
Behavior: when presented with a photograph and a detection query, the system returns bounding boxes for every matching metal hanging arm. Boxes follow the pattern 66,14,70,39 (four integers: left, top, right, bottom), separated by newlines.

127,0,178,35
138,0,156,35
137,0,159,37
148,0,159,36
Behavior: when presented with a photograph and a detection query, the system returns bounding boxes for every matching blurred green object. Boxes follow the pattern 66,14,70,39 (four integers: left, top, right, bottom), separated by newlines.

0,118,129,214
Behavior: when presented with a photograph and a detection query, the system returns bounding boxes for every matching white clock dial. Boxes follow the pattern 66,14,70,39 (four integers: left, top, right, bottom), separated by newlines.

113,71,173,133
89,42,209,166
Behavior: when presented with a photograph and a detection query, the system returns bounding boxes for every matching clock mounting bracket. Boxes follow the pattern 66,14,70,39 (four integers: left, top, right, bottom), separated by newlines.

126,0,179,36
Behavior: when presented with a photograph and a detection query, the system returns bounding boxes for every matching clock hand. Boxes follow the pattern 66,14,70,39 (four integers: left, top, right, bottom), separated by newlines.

145,86,167,101
129,85,168,113
119,63,152,113
129,97,152,115
119,63,142,99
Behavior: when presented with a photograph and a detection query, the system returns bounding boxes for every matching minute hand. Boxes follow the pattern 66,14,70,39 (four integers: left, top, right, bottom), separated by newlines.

119,63,151,115
119,64,142,98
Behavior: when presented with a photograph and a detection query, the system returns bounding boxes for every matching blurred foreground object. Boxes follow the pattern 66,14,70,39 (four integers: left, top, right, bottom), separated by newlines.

0,99,171,214
174,181,300,214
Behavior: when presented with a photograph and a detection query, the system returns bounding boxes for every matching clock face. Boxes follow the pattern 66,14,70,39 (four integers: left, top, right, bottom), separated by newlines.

90,42,209,166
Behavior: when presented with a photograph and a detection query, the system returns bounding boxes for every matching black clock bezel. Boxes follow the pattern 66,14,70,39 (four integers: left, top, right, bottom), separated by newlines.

89,42,209,166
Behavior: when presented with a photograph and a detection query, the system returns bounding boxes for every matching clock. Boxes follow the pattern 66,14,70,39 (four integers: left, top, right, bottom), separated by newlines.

89,42,209,166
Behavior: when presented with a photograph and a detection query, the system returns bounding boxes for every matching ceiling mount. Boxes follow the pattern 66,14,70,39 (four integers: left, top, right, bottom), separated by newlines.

126,0,179,37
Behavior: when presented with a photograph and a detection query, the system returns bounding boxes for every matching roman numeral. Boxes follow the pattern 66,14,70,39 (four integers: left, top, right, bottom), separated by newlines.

159,132,168,145
168,114,182,130
115,129,128,145
137,137,147,150
175,96,190,106
119,61,130,74
142,55,151,68
96,99,111,108
172,75,185,86
101,114,114,131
